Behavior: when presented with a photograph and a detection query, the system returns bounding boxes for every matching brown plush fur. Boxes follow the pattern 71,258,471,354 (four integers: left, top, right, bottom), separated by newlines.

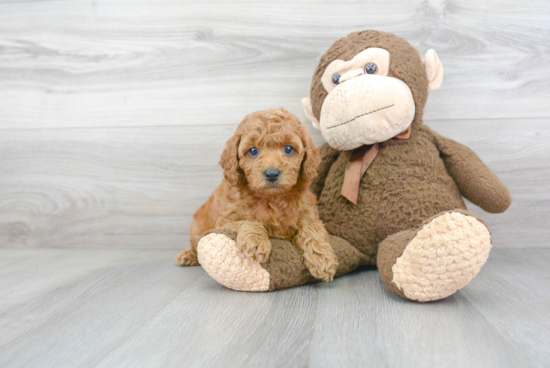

175,108,339,281
265,234,370,291
309,31,511,263
312,125,511,262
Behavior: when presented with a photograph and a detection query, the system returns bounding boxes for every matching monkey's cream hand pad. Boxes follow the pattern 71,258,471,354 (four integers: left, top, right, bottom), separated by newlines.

197,233,270,292
320,74,415,151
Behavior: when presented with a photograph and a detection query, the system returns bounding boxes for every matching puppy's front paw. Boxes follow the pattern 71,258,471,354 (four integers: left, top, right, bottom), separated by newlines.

175,248,200,266
237,231,272,264
304,247,339,281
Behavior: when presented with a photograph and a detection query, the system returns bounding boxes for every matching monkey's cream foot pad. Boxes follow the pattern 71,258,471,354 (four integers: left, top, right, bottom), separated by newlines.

197,233,270,292
392,212,492,302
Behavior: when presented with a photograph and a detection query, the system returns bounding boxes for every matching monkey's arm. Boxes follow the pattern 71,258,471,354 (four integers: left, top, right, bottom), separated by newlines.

431,130,511,213
310,143,340,198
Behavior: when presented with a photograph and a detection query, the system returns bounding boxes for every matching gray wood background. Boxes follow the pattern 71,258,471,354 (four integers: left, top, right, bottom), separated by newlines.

1,0,549,249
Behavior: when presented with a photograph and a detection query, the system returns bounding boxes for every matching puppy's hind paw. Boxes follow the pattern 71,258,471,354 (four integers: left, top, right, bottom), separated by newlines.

304,249,339,282
175,248,200,266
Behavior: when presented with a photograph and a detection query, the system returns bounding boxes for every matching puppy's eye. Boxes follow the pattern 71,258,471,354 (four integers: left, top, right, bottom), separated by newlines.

364,63,377,74
248,147,259,157
332,74,340,85
283,145,294,155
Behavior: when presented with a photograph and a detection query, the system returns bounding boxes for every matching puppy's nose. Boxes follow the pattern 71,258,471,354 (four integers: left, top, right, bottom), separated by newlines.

264,168,280,182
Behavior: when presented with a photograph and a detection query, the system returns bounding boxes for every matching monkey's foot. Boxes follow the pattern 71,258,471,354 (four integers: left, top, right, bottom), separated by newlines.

378,211,491,302
197,232,270,292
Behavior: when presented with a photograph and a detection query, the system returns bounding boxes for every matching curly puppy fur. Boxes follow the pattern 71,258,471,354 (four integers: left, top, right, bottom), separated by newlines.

175,108,339,281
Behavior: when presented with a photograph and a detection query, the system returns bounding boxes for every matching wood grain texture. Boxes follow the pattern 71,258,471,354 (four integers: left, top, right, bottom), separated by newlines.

0,0,549,130
0,248,547,367
0,118,547,248
462,249,550,367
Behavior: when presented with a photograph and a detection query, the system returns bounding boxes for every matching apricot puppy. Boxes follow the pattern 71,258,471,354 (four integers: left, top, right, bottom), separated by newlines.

175,108,338,281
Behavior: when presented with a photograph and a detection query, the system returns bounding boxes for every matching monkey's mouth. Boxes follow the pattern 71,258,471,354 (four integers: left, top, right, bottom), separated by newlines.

326,104,394,130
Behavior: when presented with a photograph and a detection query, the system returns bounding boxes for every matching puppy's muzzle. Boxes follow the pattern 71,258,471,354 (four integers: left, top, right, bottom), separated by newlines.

264,168,280,182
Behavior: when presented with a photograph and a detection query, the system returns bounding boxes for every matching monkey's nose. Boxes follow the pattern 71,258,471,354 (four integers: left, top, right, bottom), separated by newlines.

264,168,280,182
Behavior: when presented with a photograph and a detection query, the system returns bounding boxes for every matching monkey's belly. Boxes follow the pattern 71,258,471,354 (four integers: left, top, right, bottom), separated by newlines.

317,151,466,259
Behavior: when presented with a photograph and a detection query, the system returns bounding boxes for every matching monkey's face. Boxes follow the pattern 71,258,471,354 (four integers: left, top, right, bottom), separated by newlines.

317,47,415,151
303,31,443,151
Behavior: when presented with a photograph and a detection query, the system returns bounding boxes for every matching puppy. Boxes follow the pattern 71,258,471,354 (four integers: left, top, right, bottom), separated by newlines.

175,108,339,281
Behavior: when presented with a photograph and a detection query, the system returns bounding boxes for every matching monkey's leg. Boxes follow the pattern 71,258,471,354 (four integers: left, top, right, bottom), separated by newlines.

377,209,491,302
195,229,369,292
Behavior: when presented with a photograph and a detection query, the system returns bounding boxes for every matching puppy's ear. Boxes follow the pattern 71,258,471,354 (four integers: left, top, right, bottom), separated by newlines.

298,123,321,184
219,132,245,186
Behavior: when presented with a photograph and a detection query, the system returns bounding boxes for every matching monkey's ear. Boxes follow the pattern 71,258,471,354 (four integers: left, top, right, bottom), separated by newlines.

423,49,443,93
301,98,321,130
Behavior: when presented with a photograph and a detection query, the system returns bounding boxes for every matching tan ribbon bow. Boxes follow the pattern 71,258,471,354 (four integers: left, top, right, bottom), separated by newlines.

341,125,412,205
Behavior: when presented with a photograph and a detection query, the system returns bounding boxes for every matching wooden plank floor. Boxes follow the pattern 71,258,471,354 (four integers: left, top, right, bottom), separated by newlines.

0,248,548,368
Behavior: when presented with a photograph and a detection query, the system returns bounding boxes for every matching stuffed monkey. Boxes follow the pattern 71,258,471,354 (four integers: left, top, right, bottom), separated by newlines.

190,30,511,302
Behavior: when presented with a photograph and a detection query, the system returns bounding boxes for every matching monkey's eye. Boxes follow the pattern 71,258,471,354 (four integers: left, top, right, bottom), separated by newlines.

248,147,259,157
332,74,340,85
365,63,377,74
283,145,294,155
